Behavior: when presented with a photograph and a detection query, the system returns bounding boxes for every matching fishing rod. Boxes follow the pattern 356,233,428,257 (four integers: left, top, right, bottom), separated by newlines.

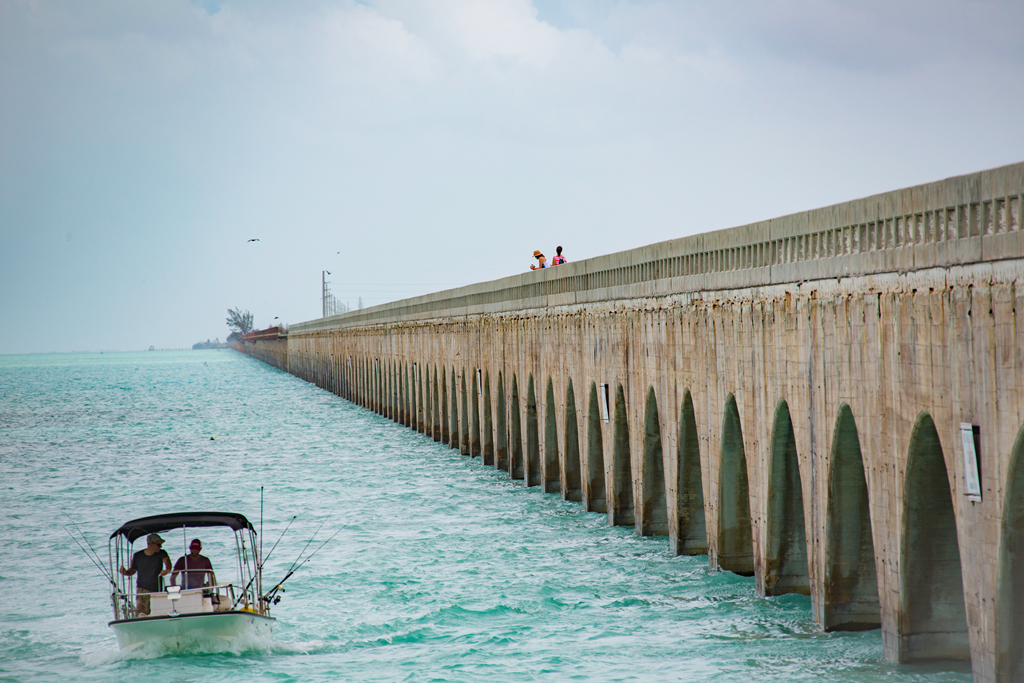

261,525,345,605
61,511,110,576
259,487,264,569
280,509,335,577
63,526,117,588
231,511,334,610
260,515,298,568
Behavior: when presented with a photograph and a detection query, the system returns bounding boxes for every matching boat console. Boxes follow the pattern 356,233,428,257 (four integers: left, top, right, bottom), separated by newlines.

147,583,236,616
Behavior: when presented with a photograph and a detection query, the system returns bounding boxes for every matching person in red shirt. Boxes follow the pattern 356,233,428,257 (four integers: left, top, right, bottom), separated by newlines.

552,246,567,265
171,539,215,589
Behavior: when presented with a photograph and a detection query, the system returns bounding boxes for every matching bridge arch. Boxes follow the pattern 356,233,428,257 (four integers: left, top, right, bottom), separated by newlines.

900,412,969,662
641,386,668,536
765,399,809,596
509,374,524,480
717,393,754,575
611,383,634,526
526,375,540,486
586,381,607,513
675,389,706,555
544,377,560,493
824,403,880,631
998,423,1024,682
563,379,582,502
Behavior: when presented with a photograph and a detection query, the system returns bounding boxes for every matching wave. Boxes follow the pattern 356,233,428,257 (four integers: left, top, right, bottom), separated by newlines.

81,629,316,666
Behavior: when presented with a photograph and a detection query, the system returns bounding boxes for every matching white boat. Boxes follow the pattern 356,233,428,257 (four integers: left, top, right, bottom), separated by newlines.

107,512,276,651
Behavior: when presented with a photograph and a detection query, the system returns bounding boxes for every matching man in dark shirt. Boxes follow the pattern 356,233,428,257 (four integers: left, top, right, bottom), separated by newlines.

171,539,215,589
119,533,171,616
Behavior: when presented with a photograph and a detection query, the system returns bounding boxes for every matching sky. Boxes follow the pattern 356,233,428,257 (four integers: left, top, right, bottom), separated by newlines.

2,0,1023,354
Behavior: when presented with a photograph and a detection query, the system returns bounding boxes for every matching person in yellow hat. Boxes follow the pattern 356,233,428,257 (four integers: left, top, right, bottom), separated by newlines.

530,250,547,270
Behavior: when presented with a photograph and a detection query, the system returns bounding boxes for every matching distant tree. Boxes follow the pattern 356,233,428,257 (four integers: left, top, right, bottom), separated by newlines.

226,307,254,336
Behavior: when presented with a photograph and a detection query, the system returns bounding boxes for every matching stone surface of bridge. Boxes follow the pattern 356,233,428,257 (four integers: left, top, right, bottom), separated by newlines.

241,162,1024,683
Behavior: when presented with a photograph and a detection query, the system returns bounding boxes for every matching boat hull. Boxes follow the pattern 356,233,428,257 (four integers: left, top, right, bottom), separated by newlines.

109,611,275,651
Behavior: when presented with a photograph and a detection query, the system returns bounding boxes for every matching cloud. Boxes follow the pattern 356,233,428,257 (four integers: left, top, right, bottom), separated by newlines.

0,0,1022,353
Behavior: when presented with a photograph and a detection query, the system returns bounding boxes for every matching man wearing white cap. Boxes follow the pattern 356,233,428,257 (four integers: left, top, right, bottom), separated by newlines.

119,533,171,616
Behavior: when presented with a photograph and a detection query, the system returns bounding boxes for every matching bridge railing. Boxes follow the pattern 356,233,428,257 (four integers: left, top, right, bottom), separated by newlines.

292,162,1024,333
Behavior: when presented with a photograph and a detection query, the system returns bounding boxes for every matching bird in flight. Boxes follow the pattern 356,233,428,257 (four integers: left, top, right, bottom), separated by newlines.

247,238,260,242
326,270,332,275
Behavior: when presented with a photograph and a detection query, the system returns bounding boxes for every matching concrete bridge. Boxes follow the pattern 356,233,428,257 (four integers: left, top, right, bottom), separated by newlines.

241,162,1024,683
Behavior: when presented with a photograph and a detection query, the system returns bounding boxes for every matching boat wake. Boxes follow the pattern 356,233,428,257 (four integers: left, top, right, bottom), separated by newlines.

83,629,312,665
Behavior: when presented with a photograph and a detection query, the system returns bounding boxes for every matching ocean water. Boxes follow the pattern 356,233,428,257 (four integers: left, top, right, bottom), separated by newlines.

0,350,973,683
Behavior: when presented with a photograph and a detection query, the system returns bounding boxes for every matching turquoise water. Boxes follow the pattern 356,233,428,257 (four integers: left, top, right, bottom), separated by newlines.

0,351,972,682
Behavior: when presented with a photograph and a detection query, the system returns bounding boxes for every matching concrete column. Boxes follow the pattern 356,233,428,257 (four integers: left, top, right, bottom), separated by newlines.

460,371,470,456
471,370,481,459
509,374,524,480
609,383,634,527
495,372,509,471
543,377,559,494
482,371,494,466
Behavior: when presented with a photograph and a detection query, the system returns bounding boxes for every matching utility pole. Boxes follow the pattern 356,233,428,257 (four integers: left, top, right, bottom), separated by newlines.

322,270,328,318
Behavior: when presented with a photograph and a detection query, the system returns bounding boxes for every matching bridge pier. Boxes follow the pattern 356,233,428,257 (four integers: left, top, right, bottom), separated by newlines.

241,161,1024,683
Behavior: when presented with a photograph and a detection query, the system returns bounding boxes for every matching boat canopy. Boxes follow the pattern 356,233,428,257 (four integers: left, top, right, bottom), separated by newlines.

110,512,255,543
